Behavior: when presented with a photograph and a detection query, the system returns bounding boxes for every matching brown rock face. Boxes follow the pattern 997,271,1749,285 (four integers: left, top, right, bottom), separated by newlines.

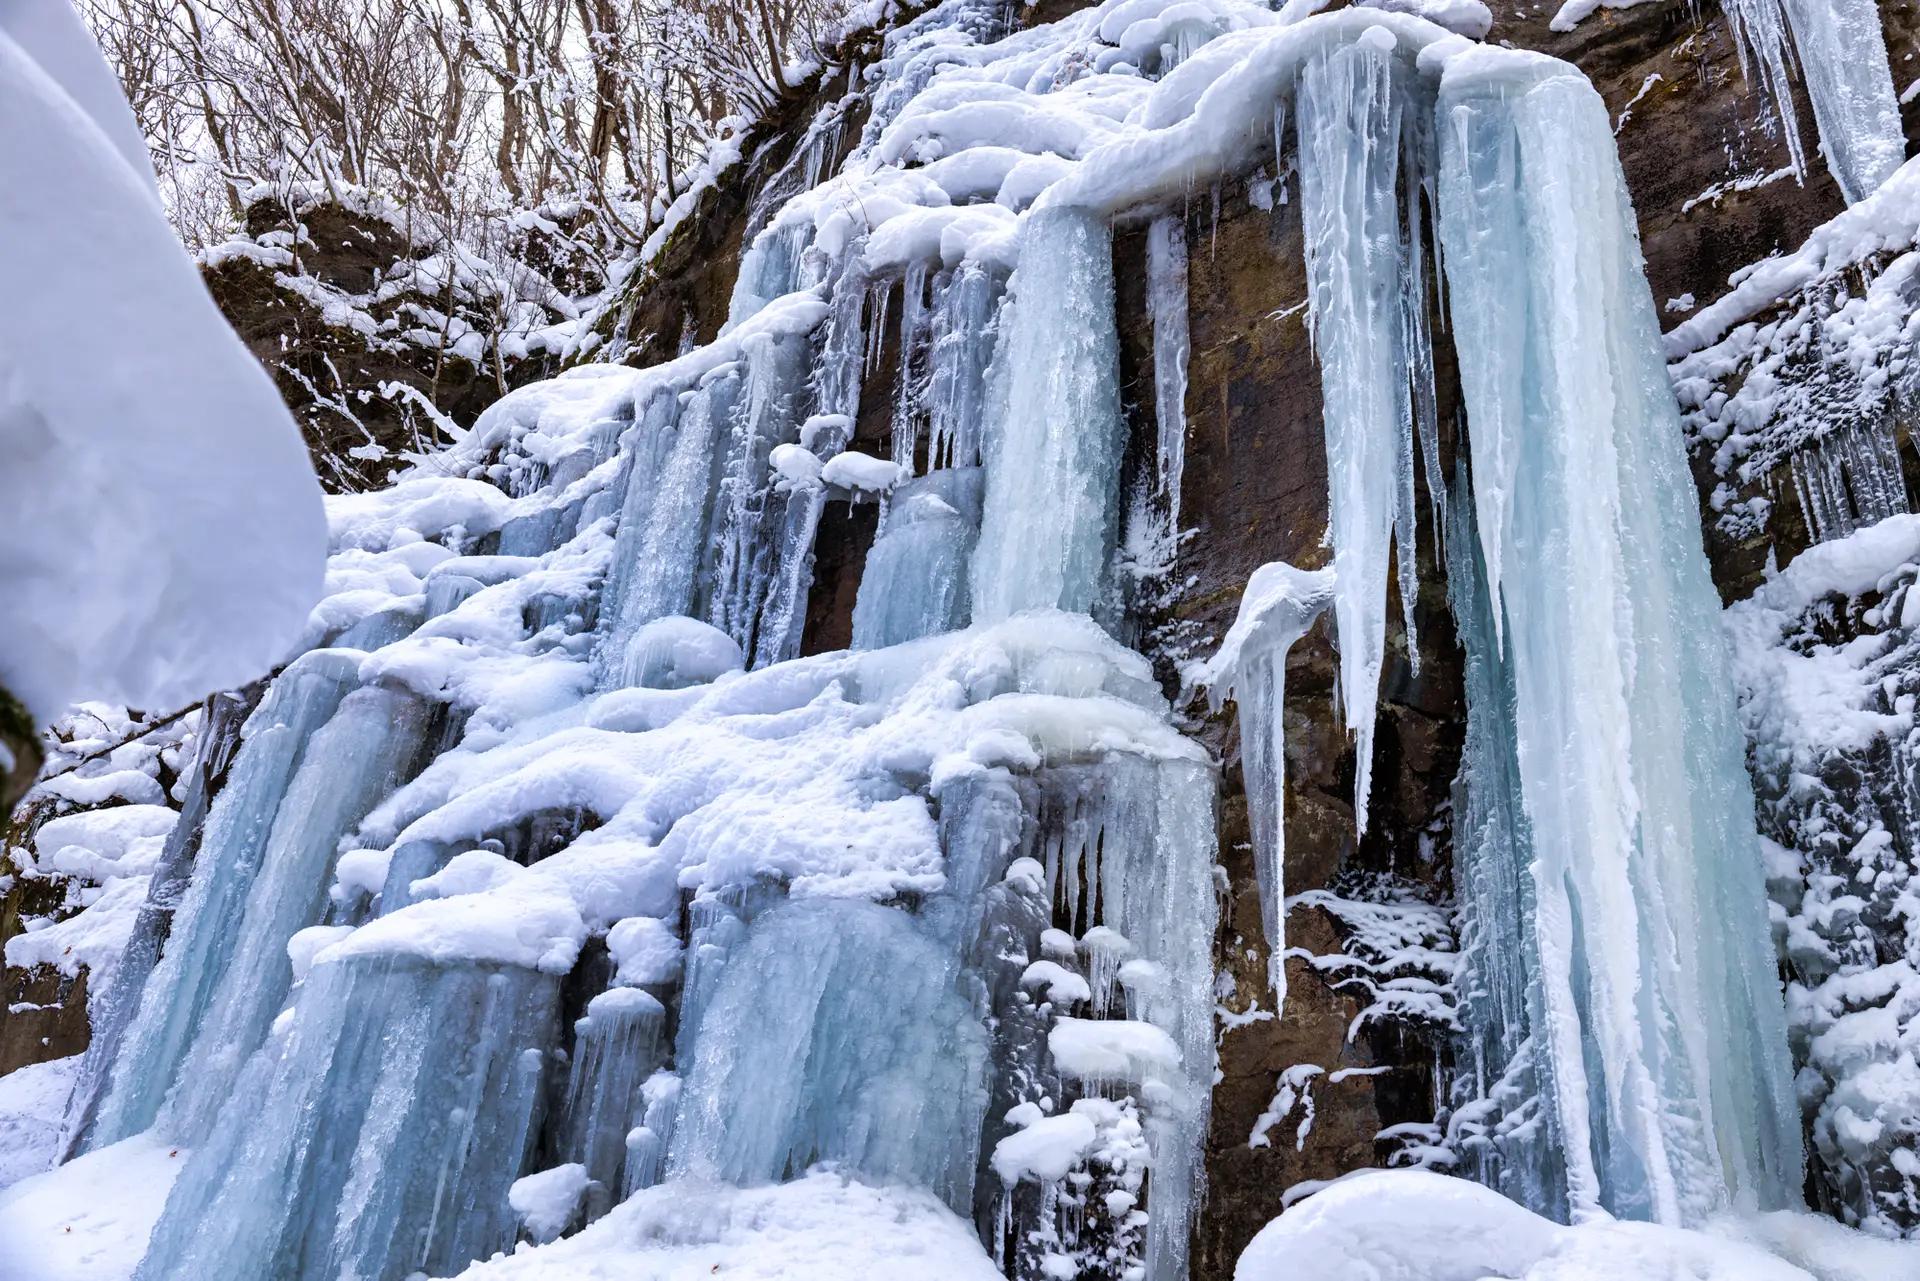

203,201,562,494
0,872,89,1078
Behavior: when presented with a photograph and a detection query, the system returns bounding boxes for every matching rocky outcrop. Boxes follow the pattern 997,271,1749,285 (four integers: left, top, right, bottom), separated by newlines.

201,197,575,493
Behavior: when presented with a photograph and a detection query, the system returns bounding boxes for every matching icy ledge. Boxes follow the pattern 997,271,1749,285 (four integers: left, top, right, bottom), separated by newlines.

1235,1170,1920,1281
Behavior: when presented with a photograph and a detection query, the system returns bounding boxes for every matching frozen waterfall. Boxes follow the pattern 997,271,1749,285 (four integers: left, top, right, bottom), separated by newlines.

48,2,1817,1277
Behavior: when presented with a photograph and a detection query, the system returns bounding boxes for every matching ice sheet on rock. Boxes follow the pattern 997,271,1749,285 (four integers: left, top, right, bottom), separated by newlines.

558,987,667,1203
0,15,325,719
1440,471,1569,1221
668,899,989,1211
852,470,984,649
971,206,1128,624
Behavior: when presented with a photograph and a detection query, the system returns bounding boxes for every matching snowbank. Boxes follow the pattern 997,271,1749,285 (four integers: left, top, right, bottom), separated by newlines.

0,7,325,719
453,1168,1005,1281
0,1054,77,1191
0,1134,186,1281
1235,1170,1915,1281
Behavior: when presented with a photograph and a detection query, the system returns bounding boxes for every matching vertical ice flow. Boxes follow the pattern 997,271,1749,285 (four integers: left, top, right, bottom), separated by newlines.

1147,216,1191,538
88,651,362,1149
1435,52,1802,1224
971,206,1127,624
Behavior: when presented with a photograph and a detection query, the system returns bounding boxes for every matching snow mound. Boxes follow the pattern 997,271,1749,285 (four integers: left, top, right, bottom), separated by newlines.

1235,1170,1912,1281
0,1134,186,1281
0,1055,78,1191
0,7,325,719
454,1168,1004,1281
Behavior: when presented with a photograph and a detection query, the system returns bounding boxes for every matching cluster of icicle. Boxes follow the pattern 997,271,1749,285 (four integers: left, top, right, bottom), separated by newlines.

1726,516,1920,1237
48,3,1234,1278
1718,0,1906,207
1666,163,1920,548
35,0,1839,1277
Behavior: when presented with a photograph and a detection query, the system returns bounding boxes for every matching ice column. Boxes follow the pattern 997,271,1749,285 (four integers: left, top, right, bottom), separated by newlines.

1294,35,1420,834
1147,216,1191,539
560,987,667,1209
1435,52,1802,1224
851,469,983,648
709,329,815,661
61,686,255,1157
601,370,740,667
136,954,555,1281
971,206,1128,624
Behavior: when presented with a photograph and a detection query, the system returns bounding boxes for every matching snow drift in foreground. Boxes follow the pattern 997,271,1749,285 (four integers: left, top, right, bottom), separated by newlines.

452,1169,1004,1281
1236,1171,1920,1281
0,1134,185,1281
0,1,324,720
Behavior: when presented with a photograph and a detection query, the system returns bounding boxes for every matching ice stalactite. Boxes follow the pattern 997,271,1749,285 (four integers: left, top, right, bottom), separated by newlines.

1787,416,1910,545
1195,562,1336,1009
971,205,1128,625
1000,755,1218,1281
1720,0,1904,204
1294,32,1423,835
1434,49,1802,1224
852,467,984,648
709,328,818,663
1147,214,1191,546
558,987,667,1215
852,264,1004,650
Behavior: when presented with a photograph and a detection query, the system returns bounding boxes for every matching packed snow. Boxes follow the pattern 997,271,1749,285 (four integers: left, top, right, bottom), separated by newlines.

454,1169,1006,1281
1235,1170,1920,1281
0,0,324,719
0,1054,76,1191
0,1136,186,1281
